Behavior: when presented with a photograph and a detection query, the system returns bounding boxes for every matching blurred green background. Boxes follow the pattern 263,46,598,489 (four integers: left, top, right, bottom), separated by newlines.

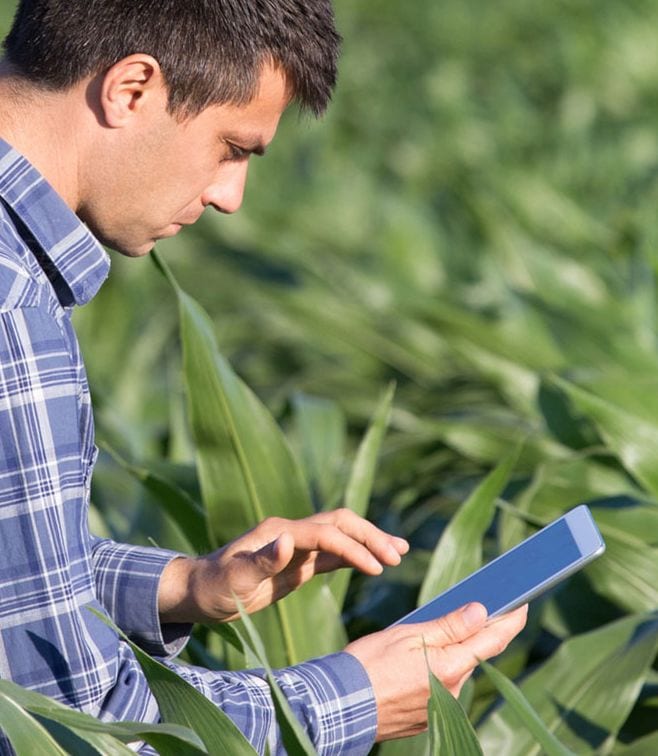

6,0,658,752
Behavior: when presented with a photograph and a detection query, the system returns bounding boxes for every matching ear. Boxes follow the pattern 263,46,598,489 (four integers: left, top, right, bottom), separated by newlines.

99,54,167,128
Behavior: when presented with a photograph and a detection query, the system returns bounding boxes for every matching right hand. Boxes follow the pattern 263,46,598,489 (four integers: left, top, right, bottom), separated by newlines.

345,602,528,742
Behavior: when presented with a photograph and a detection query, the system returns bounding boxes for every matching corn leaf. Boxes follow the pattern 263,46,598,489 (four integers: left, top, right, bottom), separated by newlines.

479,661,575,756
418,446,520,605
90,608,255,755
330,382,395,607
0,678,205,755
236,599,318,756
292,393,347,510
154,251,346,665
0,692,68,756
427,667,483,756
553,376,658,500
101,442,210,555
477,612,658,754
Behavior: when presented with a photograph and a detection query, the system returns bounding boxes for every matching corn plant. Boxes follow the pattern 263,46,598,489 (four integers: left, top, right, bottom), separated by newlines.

5,0,658,753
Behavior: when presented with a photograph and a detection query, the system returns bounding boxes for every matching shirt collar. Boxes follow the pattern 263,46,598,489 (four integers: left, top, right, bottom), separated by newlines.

0,138,110,307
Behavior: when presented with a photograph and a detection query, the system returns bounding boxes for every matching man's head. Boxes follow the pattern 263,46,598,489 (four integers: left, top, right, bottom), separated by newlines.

0,0,340,256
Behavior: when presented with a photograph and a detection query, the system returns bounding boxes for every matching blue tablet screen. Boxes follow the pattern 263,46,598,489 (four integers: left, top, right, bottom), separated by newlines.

401,518,581,623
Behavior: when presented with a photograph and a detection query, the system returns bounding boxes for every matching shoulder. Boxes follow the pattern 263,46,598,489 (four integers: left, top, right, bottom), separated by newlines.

0,214,40,311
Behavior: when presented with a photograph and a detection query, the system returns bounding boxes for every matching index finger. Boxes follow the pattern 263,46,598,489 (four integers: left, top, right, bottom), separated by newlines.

310,508,409,564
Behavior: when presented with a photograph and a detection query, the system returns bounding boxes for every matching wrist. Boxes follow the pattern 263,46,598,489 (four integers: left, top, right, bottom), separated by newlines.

158,555,201,624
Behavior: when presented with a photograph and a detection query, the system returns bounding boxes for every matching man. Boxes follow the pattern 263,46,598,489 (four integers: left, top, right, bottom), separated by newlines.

0,1,527,753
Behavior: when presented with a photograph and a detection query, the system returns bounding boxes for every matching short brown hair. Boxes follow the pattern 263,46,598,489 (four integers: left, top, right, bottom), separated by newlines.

4,0,341,116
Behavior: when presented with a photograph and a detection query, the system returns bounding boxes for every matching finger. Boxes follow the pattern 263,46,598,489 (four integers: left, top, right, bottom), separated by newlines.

252,518,389,575
308,509,409,566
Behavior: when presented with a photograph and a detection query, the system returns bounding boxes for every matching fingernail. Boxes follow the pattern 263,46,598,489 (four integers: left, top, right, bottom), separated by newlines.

386,544,402,563
394,537,410,554
462,602,487,629
369,557,384,574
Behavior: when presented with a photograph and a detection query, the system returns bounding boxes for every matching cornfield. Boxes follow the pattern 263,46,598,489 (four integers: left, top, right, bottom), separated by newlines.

3,0,658,753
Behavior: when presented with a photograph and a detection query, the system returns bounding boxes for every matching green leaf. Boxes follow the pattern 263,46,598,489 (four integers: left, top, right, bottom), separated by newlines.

235,598,318,756
0,678,205,755
330,382,395,607
36,718,134,756
344,383,395,516
612,730,658,755
101,442,211,555
377,733,429,756
479,661,575,756
291,392,347,509
427,666,483,756
0,692,69,755
478,612,658,755
418,446,520,605
552,376,658,500
155,251,345,665
90,608,256,755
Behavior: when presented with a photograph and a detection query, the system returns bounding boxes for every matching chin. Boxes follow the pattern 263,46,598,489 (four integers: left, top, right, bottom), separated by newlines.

103,238,157,258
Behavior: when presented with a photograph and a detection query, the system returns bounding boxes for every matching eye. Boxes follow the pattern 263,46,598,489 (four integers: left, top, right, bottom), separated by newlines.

222,142,250,163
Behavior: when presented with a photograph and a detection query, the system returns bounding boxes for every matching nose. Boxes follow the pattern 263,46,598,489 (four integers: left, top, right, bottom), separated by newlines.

201,162,249,214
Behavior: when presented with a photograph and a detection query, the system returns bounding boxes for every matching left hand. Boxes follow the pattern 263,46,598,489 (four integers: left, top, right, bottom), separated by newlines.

158,509,409,624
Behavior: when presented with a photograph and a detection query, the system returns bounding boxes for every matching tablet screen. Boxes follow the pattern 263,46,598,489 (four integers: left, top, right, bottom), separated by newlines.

400,518,582,623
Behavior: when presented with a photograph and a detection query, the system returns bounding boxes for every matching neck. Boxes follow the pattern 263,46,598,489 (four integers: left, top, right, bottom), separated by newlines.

0,61,85,210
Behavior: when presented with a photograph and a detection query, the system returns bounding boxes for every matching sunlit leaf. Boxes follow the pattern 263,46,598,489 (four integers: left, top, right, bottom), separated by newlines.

478,612,658,755
552,376,658,500
479,661,575,756
0,692,68,755
330,383,394,607
427,667,482,756
154,251,346,665
0,678,203,756
418,446,520,605
236,599,317,756
91,608,255,755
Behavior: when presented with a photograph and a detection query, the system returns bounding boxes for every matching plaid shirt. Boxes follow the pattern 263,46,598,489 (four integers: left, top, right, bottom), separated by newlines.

0,138,377,755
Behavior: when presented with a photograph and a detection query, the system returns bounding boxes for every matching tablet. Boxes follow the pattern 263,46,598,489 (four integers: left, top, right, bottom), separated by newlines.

393,504,605,625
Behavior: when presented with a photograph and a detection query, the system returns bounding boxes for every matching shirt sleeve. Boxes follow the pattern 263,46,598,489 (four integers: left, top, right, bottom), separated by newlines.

90,537,192,658
164,651,378,756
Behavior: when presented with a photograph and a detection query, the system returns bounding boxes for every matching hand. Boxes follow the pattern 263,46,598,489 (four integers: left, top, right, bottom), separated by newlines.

345,602,528,742
159,508,409,623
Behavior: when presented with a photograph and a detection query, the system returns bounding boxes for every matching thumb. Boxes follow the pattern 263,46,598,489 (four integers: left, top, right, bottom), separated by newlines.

417,602,488,646
251,532,295,578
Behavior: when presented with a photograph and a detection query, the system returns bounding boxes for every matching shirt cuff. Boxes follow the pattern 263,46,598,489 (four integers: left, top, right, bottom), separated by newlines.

273,651,378,755
91,538,192,658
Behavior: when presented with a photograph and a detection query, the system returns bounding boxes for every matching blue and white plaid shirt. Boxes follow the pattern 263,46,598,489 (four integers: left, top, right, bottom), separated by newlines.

0,138,377,755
